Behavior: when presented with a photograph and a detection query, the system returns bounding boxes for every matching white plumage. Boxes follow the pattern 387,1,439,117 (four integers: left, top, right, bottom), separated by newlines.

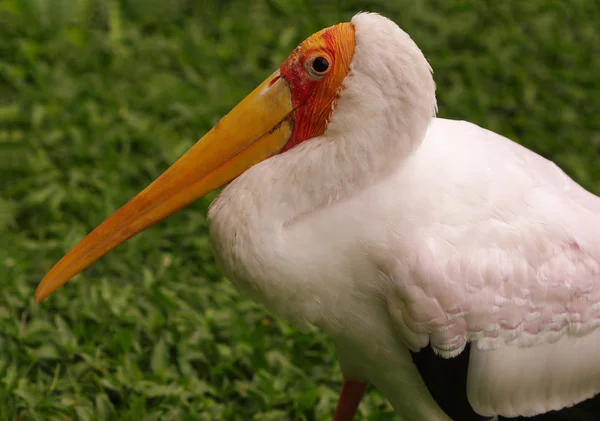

208,13,600,419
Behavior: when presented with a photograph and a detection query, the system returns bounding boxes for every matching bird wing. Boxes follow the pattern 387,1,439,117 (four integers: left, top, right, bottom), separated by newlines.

384,118,600,417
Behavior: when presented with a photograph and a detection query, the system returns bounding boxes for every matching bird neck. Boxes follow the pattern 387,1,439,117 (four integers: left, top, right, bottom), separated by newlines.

210,66,436,231
209,110,432,259
206,127,411,329
263,90,434,224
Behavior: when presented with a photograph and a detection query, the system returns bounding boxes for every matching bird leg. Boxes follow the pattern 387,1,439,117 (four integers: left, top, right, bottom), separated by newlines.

333,380,367,421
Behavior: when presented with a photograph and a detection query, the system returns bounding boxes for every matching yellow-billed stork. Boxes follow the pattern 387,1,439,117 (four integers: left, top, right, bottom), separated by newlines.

35,12,600,421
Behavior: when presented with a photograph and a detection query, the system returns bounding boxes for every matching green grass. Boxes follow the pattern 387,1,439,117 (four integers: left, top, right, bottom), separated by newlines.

1,0,599,420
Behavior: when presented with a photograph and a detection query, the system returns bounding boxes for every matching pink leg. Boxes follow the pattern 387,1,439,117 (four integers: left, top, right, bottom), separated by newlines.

333,380,367,421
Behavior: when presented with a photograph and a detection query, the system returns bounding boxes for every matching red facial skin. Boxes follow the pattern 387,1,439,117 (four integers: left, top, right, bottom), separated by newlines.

278,22,355,152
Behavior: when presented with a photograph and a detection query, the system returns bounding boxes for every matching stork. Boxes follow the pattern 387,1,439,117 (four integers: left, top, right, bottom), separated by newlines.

35,13,600,421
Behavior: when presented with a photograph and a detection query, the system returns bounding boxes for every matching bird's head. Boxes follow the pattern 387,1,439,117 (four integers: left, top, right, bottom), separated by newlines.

35,13,435,302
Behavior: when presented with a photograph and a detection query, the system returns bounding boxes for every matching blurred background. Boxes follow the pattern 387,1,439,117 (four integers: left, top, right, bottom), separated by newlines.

0,0,598,420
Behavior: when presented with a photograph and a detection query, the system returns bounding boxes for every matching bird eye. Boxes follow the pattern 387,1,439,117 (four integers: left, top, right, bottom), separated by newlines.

306,56,330,78
312,57,329,73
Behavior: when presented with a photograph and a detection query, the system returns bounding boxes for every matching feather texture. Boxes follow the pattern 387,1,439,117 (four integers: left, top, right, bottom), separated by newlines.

384,118,600,416
468,330,600,416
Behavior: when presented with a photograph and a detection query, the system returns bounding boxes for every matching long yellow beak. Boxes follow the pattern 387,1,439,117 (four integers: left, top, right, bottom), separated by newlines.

35,71,294,303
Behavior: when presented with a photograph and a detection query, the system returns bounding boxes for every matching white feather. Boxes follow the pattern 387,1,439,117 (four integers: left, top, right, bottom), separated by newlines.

468,330,600,417
208,12,600,420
